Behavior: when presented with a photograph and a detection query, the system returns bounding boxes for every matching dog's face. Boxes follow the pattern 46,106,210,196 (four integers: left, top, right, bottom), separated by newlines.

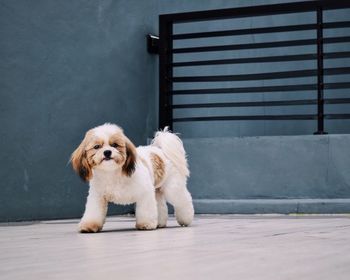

71,124,136,181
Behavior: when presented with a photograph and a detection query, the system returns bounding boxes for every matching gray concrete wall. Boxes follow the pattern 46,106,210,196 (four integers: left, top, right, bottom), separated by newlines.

184,134,350,213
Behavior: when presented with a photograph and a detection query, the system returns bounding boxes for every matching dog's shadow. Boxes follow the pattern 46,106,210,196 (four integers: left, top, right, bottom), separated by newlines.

98,225,184,234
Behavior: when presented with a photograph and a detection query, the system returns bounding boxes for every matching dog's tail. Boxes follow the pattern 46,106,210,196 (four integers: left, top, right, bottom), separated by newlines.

151,127,189,177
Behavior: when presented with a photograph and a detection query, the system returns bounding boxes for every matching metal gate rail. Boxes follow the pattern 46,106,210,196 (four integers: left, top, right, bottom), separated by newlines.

156,0,350,133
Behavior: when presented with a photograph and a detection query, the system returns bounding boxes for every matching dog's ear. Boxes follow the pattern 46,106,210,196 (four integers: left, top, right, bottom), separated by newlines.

71,131,93,182
122,136,137,177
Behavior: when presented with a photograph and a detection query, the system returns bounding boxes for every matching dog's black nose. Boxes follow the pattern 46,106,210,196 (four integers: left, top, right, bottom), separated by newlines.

103,150,112,158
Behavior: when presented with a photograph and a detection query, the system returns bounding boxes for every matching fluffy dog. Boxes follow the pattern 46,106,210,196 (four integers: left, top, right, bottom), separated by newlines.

71,123,194,232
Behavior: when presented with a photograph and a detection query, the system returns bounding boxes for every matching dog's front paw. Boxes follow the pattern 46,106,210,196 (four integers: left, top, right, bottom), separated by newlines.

78,220,103,233
136,221,157,230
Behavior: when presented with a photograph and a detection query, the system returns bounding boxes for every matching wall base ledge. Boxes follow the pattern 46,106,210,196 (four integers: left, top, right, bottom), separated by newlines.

193,198,350,214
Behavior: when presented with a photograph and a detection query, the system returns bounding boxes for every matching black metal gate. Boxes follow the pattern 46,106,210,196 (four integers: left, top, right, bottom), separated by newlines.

156,0,350,134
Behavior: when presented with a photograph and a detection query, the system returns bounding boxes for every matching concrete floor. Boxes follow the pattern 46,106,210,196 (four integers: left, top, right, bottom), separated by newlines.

1,215,350,280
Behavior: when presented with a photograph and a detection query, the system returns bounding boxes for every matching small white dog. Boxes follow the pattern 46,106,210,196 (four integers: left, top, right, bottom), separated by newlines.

71,123,194,232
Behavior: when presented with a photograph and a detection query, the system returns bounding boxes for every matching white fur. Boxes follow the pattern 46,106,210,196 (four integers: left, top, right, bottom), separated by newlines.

78,124,194,232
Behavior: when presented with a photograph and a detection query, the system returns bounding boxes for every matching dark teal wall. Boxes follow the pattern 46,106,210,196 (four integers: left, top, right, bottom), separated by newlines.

0,0,349,221
0,0,158,221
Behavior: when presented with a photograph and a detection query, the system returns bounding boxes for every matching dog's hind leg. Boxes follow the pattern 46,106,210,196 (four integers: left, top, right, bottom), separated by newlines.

156,189,168,228
163,175,194,227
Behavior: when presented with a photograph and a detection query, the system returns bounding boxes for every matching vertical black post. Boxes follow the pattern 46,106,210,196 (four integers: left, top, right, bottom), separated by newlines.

159,16,173,130
314,6,327,134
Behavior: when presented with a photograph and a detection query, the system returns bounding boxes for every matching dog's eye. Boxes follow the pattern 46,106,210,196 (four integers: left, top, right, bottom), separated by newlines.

110,143,118,148
93,144,101,149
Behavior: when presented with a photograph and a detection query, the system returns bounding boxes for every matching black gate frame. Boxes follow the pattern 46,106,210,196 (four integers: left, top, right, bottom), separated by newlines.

155,0,350,134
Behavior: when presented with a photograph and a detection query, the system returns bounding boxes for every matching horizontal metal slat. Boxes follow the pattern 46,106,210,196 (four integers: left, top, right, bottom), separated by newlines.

324,36,350,44
324,51,350,60
325,114,350,119
324,21,350,29
172,36,350,53
172,51,350,67
173,114,317,122
173,24,317,40
172,98,350,109
325,66,350,76
172,21,350,40
324,98,350,104
324,82,350,90
172,84,316,95
172,67,350,83
173,99,317,109
171,82,350,94
173,54,316,67
173,69,316,82
173,38,316,53
163,1,350,23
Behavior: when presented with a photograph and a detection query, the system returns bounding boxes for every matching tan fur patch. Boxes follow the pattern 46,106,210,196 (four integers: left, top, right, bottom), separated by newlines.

121,136,137,177
109,132,126,148
150,153,165,186
71,130,95,181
